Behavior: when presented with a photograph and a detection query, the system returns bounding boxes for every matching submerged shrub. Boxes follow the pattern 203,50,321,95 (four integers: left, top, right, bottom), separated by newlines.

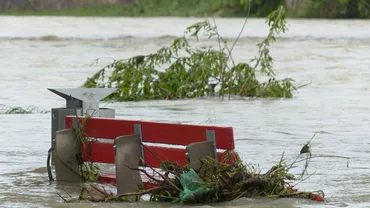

83,5,295,101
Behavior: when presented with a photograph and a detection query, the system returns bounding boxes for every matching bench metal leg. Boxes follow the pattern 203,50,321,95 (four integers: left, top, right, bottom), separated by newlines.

114,134,143,195
54,129,82,182
186,141,216,171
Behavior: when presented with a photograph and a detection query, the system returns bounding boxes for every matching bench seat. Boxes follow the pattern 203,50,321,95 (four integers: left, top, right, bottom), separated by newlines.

54,116,239,195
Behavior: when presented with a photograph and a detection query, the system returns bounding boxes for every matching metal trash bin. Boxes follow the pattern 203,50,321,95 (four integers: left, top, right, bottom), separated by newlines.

48,88,116,165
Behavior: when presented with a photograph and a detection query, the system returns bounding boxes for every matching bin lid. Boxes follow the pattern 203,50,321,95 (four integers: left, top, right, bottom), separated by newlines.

48,88,116,102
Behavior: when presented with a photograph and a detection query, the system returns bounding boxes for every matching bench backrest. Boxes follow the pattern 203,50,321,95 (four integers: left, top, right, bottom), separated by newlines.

65,116,235,168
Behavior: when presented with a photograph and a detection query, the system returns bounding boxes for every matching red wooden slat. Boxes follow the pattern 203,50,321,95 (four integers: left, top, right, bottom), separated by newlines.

65,116,135,140
81,142,239,168
143,146,186,168
99,172,116,184
139,121,235,150
81,142,186,168
98,173,158,189
65,116,235,150
82,142,114,164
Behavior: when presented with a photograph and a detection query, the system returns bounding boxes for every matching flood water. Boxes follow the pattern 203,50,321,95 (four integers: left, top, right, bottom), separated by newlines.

1,16,370,208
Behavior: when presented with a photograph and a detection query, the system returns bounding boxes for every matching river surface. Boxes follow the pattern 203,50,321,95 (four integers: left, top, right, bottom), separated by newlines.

0,16,370,208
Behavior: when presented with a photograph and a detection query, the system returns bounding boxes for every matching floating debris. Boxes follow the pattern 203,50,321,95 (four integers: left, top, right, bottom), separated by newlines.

0,105,49,114
58,149,326,204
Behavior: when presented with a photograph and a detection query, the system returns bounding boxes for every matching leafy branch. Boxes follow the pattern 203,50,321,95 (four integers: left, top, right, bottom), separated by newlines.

83,5,296,101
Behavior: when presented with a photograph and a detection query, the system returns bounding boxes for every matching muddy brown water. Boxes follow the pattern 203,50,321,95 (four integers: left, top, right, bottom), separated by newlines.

1,17,370,208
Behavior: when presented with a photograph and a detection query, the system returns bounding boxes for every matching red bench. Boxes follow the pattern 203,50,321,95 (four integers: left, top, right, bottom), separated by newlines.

55,115,239,194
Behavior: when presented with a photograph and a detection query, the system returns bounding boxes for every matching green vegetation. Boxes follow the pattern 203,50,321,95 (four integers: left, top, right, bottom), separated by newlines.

2,0,370,18
304,0,370,18
0,0,278,17
83,5,295,101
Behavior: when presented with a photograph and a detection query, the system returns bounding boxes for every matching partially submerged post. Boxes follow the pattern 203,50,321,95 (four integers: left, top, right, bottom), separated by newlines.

49,87,116,181
54,128,81,182
114,135,143,195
